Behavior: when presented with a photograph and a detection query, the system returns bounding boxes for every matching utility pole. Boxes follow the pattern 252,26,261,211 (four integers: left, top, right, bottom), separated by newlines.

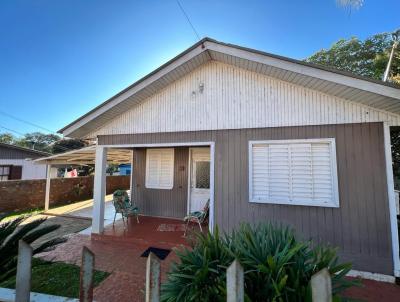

383,29,400,82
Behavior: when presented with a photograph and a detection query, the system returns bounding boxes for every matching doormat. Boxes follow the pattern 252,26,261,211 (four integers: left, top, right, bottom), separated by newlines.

157,223,186,232
141,247,171,260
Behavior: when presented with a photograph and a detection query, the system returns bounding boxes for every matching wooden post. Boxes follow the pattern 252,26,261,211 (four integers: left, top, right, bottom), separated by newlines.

311,268,332,302
44,164,51,211
15,240,32,302
79,247,95,302
146,252,161,302
226,260,244,302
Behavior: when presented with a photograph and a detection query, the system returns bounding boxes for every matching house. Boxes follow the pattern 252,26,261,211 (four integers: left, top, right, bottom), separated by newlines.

0,143,56,180
57,38,400,278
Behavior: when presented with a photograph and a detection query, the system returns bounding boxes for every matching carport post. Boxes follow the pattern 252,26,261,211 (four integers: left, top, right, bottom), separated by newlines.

44,164,51,211
92,146,107,234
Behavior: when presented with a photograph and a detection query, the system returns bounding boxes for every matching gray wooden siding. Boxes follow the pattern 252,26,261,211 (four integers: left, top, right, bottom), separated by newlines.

99,122,393,275
132,147,189,219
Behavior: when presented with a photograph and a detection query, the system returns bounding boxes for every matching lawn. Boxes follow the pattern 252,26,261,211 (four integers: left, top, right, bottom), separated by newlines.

0,258,110,298
1,208,43,222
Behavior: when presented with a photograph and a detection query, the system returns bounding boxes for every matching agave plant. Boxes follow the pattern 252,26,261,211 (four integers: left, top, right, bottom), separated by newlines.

0,214,66,282
161,223,359,302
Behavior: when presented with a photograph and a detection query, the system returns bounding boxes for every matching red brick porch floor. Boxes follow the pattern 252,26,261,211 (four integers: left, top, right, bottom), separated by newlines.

38,216,200,302
38,216,400,302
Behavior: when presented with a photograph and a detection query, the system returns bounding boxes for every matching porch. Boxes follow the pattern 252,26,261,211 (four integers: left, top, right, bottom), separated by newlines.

34,143,214,237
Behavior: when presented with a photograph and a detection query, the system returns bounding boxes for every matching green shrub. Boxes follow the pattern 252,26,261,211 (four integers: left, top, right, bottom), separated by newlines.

0,214,66,282
161,223,358,302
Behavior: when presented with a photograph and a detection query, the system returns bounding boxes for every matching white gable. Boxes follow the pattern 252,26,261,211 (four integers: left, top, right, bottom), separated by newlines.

84,61,400,139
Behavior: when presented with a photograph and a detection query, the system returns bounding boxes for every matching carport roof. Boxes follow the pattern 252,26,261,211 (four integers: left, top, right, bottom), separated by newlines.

33,146,132,165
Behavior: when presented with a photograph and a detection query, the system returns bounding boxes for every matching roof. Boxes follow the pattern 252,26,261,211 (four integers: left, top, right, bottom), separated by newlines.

33,146,132,165
60,37,400,138
0,142,51,158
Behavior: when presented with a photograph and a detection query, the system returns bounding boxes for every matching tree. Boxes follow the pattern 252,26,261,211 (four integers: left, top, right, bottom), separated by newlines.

306,33,400,85
52,138,86,154
15,132,61,153
0,133,15,144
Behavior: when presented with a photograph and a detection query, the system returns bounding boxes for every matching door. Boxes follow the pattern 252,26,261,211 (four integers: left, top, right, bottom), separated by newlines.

188,148,211,213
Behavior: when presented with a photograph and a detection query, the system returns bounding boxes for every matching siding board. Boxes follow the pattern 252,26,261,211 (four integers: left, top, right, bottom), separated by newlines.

100,122,393,275
85,62,400,139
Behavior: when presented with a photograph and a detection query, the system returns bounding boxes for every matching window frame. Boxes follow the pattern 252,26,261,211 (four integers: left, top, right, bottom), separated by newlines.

145,148,174,190
248,138,339,208
0,165,12,181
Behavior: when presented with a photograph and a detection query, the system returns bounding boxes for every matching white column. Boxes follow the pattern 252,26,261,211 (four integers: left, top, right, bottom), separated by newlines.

383,122,400,277
44,164,51,211
209,143,215,233
129,150,134,199
92,146,107,234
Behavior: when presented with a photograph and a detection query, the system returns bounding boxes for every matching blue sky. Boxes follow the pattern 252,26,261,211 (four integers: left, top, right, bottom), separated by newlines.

0,0,399,137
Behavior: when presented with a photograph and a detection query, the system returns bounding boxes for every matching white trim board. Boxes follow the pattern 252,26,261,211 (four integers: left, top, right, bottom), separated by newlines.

347,270,396,284
383,122,400,277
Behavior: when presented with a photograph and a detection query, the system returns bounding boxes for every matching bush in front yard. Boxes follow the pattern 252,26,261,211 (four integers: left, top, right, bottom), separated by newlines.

0,214,66,282
161,223,358,302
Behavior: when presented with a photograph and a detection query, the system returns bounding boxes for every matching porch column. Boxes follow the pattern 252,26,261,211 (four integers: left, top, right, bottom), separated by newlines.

44,164,51,211
92,146,107,234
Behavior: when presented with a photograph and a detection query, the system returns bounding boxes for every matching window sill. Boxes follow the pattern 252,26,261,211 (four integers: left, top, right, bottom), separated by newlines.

249,199,339,208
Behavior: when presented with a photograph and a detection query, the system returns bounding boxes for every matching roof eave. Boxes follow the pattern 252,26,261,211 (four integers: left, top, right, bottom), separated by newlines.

59,38,400,138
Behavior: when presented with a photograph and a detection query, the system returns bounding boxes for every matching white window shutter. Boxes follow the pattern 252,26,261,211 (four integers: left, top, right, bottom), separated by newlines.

312,143,333,202
249,139,338,207
251,144,269,200
146,149,174,189
269,144,290,201
290,144,313,202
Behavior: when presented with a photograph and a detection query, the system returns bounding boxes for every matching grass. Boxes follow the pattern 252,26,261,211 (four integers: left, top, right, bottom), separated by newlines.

1,208,43,222
0,258,110,298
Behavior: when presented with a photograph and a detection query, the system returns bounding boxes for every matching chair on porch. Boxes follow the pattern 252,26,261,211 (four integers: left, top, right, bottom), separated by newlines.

183,199,210,236
112,190,140,225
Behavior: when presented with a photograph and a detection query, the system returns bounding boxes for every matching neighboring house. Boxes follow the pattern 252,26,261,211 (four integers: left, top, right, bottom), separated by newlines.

58,38,400,277
0,143,55,180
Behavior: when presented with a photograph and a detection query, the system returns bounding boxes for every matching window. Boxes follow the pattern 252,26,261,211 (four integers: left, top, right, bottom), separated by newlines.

0,165,11,181
249,139,339,207
145,148,174,189
195,161,210,189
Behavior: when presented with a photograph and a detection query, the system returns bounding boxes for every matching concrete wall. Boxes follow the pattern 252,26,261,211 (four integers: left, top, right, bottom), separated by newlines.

0,175,130,213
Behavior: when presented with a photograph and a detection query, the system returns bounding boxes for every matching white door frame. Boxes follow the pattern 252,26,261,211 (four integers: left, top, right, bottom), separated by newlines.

187,147,211,214
100,141,215,233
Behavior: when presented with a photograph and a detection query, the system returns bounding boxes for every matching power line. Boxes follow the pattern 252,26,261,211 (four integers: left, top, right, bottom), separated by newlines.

0,125,25,137
0,111,78,153
176,0,201,41
0,110,57,134
0,124,76,153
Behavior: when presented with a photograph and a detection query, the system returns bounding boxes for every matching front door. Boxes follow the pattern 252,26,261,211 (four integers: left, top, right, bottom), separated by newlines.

188,148,211,213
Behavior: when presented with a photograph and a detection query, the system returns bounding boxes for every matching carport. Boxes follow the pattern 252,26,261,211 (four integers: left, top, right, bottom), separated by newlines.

34,145,133,218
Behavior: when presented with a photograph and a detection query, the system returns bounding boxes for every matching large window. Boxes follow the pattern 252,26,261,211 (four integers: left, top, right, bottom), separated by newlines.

0,165,11,181
249,139,339,207
145,148,174,189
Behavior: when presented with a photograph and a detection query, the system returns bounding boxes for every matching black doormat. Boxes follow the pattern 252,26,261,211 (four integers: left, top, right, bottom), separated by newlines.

140,247,171,260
